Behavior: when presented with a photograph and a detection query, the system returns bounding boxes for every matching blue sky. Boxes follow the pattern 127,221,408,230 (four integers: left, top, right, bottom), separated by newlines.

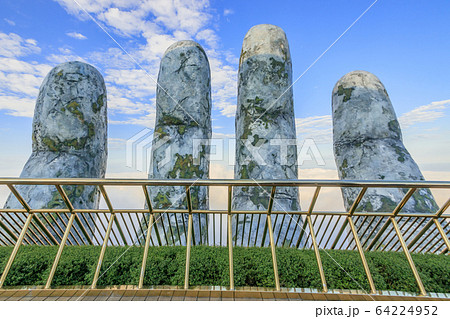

0,0,449,209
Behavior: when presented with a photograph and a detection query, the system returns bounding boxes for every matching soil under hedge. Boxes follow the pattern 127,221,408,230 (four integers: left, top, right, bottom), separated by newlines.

0,246,448,293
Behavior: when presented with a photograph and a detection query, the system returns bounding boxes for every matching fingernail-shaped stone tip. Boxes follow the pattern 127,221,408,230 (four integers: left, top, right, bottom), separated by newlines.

32,61,107,154
164,40,206,57
332,70,400,142
240,24,290,66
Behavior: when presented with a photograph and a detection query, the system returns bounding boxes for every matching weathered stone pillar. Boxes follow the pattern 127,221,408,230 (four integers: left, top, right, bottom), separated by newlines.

145,40,211,245
332,71,439,246
233,24,303,247
3,61,107,243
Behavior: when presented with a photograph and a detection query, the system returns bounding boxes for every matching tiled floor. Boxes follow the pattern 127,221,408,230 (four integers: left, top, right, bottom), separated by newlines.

0,288,448,301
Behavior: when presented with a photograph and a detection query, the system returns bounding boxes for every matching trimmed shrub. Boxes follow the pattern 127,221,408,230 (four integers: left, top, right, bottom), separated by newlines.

0,246,448,293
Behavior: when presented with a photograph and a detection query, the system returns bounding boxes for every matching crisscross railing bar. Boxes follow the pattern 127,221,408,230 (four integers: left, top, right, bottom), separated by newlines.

433,219,450,252
390,217,426,296
7,185,57,245
318,215,335,248
348,216,376,294
45,212,76,289
99,186,127,246
331,187,367,249
91,211,116,288
139,212,154,289
0,213,34,288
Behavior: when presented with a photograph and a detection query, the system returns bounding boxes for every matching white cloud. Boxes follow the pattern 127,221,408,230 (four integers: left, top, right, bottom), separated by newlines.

46,47,86,64
399,99,450,128
0,32,41,58
4,18,15,26
0,95,36,117
223,9,233,16
66,31,88,39
0,38,52,117
52,0,239,127
296,115,332,144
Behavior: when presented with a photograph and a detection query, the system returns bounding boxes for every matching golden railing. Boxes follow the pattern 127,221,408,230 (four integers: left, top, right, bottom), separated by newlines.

0,178,448,296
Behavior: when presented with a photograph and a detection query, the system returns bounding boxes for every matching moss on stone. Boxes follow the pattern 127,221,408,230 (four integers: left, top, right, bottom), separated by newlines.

153,191,172,209
160,114,198,128
379,197,397,212
388,120,401,136
63,137,87,150
46,185,85,210
155,126,168,138
178,125,186,135
67,101,84,123
249,186,270,209
88,123,95,138
411,191,437,213
168,153,203,179
269,57,288,80
56,70,63,77
359,201,374,212
42,137,59,152
337,85,354,103
340,159,348,179
88,188,97,203
392,145,406,163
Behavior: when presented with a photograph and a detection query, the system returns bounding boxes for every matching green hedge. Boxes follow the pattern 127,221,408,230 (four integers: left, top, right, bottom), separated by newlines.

0,246,448,293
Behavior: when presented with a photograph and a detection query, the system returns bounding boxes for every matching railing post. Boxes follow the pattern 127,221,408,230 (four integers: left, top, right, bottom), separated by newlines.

307,215,327,293
139,213,154,289
390,217,426,296
267,186,280,291
45,212,76,289
184,186,193,290
91,213,115,289
305,186,327,292
227,186,234,290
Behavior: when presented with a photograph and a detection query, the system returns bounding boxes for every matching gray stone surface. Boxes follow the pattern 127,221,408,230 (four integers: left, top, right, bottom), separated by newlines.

2,61,107,243
143,40,211,245
233,24,303,247
332,71,439,246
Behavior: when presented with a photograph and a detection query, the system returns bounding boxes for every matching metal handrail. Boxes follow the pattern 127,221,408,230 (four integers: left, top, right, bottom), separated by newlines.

0,178,448,296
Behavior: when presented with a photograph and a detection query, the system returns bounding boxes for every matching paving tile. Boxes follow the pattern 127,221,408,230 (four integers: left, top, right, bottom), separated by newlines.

79,289,102,301
132,290,149,301
145,290,161,301
324,293,341,301
273,292,289,301
171,290,186,301
120,290,137,301
184,290,198,301
107,290,126,301
209,291,221,301
197,291,210,301
287,293,302,301
6,290,31,301
95,290,113,301
311,293,327,301
260,292,275,301
221,291,234,301
298,293,314,300
235,291,262,301
158,290,174,301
